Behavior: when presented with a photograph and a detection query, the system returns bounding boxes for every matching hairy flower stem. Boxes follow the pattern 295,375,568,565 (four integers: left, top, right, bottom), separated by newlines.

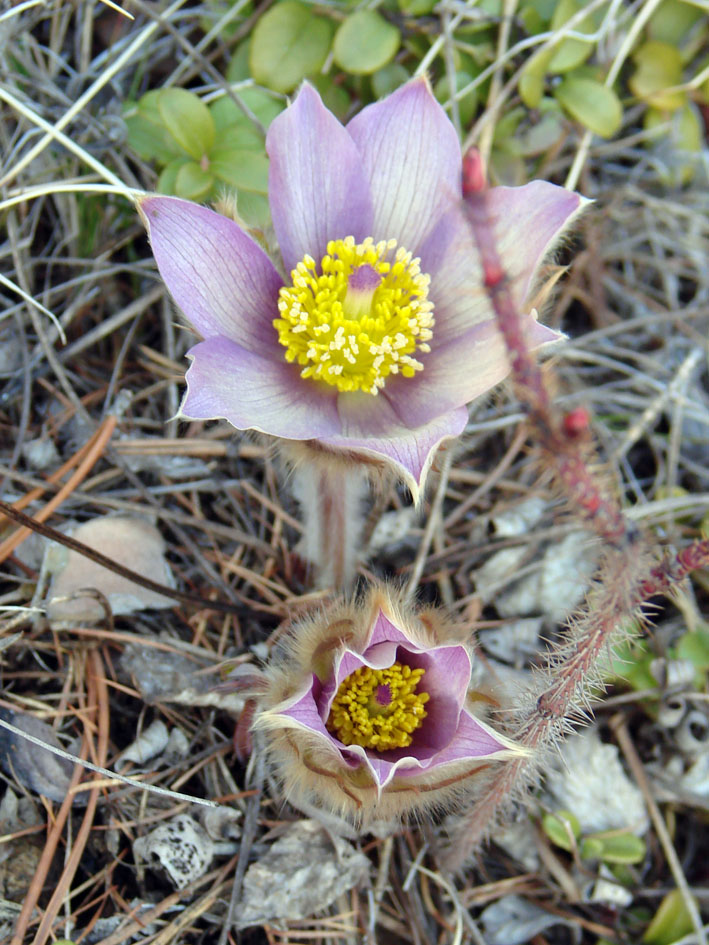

441,153,709,870
289,451,369,590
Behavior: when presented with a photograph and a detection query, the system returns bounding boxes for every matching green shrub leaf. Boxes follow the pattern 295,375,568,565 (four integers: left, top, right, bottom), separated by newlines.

554,76,622,137
210,147,269,192
249,1,333,93
630,41,685,111
547,0,595,73
333,10,400,75
174,162,215,200
158,88,215,161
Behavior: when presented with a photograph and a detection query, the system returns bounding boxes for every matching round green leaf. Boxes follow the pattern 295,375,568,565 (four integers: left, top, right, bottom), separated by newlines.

630,41,685,111
210,147,269,192
398,0,436,15
236,190,271,228
174,161,215,201
547,0,595,73
124,91,188,164
308,74,352,120
333,10,400,76
554,76,622,138
371,62,410,99
249,1,334,93
158,88,215,161
542,810,581,851
157,158,191,194
596,833,646,865
649,0,703,46
519,47,554,108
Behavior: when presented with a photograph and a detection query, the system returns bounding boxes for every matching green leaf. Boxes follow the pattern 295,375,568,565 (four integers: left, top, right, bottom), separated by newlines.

124,91,183,163
596,833,646,865
554,76,622,137
226,40,251,83
235,190,271,228
210,147,269,192
643,889,696,945
542,810,581,851
578,836,604,860
519,47,554,108
308,74,352,120
158,88,215,161
157,158,191,194
630,41,685,111
211,88,284,138
547,0,595,74
398,0,436,15
434,72,478,128
249,1,333,93
174,162,215,200
649,0,703,46
371,62,410,99
676,626,709,671
333,10,400,75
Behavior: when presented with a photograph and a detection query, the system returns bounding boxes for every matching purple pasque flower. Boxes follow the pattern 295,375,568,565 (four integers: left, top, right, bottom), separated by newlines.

253,588,524,822
139,78,584,498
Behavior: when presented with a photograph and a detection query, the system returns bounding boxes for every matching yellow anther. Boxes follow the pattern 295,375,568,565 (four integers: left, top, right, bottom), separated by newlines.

274,237,434,395
326,662,429,751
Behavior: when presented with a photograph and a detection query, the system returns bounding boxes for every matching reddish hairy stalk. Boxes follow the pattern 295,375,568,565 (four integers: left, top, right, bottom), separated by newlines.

442,153,709,870
462,150,629,547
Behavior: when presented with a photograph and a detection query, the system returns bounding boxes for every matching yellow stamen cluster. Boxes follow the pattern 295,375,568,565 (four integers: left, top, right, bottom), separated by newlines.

326,662,429,751
274,236,434,396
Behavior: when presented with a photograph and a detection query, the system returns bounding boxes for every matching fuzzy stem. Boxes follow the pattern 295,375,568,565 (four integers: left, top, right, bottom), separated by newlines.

440,154,709,871
291,456,369,590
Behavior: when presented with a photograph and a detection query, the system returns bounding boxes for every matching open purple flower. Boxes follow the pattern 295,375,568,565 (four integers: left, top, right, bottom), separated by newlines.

254,589,524,822
139,78,584,498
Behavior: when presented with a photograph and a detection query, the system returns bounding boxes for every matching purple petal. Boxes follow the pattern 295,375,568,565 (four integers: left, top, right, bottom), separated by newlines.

267,84,372,273
180,337,341,438
424,708,522,766
487,182,586,303
139,196,283,352
386,313,562,429
367,610,416,650
346,77,461,253
323,393,468,500
419,184,585,346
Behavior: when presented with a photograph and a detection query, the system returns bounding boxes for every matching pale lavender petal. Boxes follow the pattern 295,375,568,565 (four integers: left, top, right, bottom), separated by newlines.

139,196,283,352
324,393,469,500
419,184,585,346
427,708,521,766
386,316,562,429
346,77,461,253
278,681,329,734
488,182,586,302
367,610,416,650
181,337,341,438
267,83,372,273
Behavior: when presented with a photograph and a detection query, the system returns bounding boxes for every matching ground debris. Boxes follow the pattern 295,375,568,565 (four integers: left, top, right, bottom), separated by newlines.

234,819,370,929
45,516,176,624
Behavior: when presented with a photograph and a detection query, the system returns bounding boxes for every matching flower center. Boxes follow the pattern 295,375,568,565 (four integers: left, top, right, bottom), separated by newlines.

274,237,434,396
326,661,429,751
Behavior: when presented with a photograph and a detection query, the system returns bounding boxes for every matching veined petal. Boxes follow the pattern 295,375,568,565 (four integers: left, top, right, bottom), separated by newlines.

267,83,372,273
419,183,586,345
419,708,525,767
139,196,283,352
386,313,562,429
346,76,461,253
180,337,341,439
324,393,468,501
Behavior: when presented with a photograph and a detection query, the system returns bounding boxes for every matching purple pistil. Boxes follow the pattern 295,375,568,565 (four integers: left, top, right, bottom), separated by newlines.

347,264,381,294
375,683,392,707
